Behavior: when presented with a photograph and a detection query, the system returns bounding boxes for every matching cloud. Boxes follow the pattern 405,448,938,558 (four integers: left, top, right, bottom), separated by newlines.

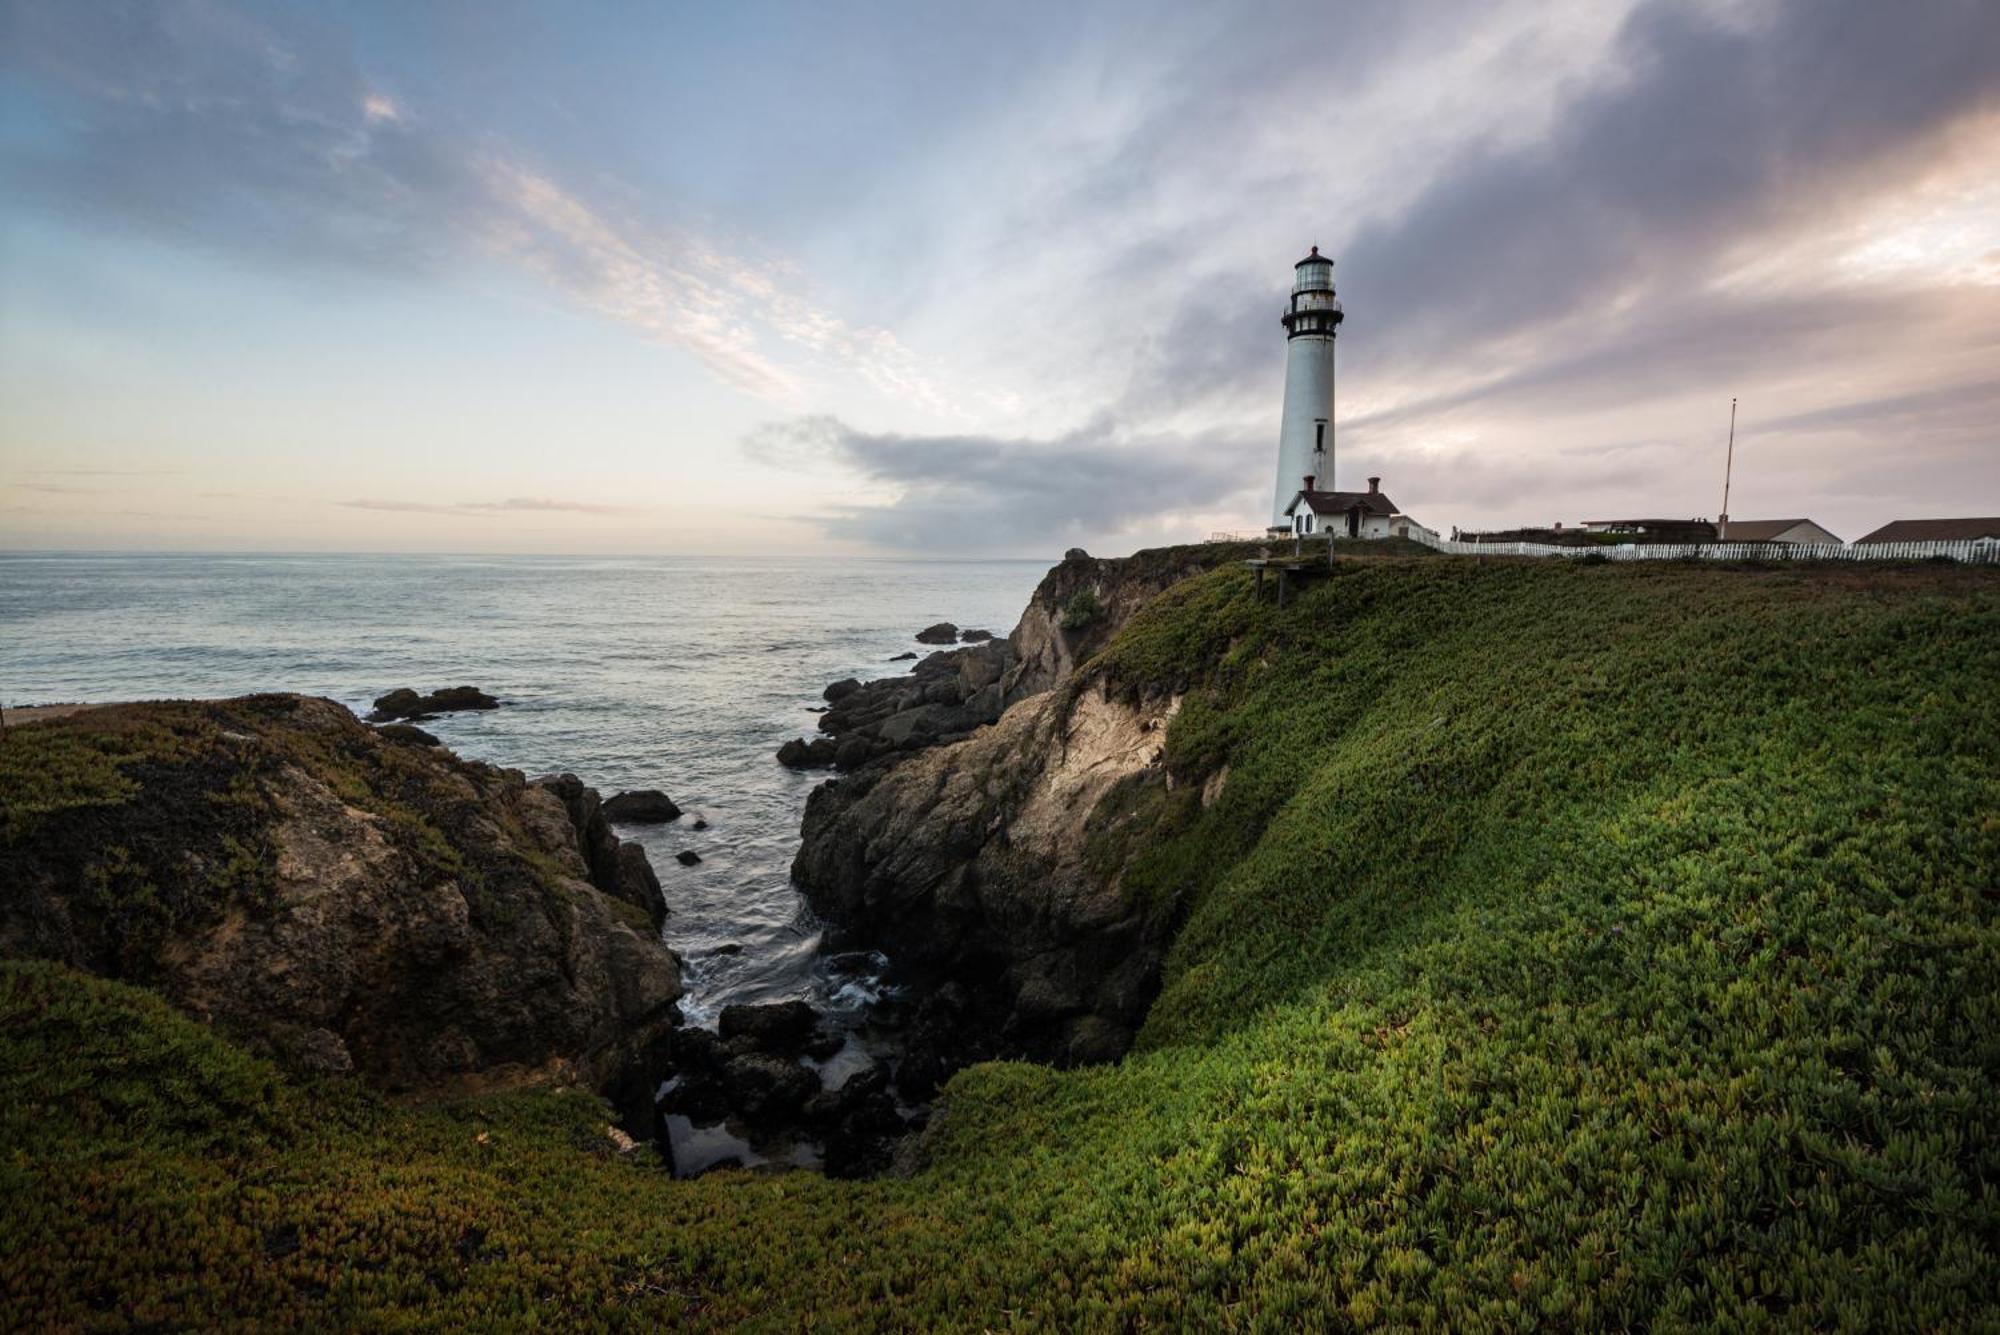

0,1,942,405
336,496,635,518
455,497,637,515
337,499,494,518
26,467,186,476
749,415,1259,548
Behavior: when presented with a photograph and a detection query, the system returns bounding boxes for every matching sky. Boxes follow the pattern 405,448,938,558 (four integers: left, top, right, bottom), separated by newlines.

1,0,1996,556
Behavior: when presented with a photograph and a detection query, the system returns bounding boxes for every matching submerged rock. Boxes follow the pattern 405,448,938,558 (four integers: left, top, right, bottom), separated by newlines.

675,850,702,866
366,685,499,722
602,789,682,824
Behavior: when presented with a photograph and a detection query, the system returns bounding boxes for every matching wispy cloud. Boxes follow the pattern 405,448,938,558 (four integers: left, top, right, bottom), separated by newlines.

336,496,636,518
456,496,637,515
0,1,945,407
27,467,186,476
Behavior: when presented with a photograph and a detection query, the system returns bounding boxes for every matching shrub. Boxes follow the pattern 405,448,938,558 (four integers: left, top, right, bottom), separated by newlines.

1060,587,1101,631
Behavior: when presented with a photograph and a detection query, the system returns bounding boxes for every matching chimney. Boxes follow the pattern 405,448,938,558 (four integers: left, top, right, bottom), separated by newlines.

1303,474,1315,493
1367,476,1380,494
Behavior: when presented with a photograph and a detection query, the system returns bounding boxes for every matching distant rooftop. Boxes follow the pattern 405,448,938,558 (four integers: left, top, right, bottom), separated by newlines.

1854,517,2000,544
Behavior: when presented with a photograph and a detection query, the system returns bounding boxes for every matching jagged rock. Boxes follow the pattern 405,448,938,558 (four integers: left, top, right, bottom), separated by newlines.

959,628,995,642
375,722,440,746
366,686,499,722
914,622,959,645
719,1000,820,1053
722,1054,821,1121
602,789,682,823
675,850,701,866
0,695,680,1094
614,843,667,928
1064,547,1089,561
823,678,862,703
517,772,671,927
659,1071,730,1125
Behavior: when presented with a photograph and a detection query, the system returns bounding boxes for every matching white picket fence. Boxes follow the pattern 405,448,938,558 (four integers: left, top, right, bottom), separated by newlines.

1406,532,1999,565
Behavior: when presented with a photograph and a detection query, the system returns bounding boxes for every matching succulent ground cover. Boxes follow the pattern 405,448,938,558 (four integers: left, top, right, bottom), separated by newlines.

3,556,1994,1328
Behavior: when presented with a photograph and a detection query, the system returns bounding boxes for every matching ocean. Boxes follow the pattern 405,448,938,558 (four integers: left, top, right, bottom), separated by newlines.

0,552,1047,1043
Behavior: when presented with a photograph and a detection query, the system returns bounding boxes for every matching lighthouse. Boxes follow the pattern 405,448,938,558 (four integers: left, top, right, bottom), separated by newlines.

1270,246,1344,527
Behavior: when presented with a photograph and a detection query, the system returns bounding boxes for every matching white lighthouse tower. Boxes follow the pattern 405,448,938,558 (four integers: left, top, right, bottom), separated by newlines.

1270,246,1344,527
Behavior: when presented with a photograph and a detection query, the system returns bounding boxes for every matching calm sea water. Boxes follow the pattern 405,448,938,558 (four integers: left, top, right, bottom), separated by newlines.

0,553,1046,1034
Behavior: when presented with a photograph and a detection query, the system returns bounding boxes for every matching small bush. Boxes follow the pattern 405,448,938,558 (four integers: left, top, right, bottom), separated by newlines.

1060,587,1101,631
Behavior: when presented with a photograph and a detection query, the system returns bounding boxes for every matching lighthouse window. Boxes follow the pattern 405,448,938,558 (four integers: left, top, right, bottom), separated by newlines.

1315,422,1325,452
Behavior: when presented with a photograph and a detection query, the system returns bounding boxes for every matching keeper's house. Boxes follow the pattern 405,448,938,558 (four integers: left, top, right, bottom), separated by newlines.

1281,476,1430,541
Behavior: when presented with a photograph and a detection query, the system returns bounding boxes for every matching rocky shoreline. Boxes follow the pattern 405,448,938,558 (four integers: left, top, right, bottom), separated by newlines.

775,543,1252,1103
0,542,1257,1181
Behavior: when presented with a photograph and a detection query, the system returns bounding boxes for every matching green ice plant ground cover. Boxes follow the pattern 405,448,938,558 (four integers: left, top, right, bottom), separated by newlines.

2,555,1994,1328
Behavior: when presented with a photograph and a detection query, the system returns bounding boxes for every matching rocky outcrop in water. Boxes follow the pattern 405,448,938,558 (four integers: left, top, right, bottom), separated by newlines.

914,622,959,645
601,789,682,824
776,637,1021,771
366,685,500,722
0,694,680,1094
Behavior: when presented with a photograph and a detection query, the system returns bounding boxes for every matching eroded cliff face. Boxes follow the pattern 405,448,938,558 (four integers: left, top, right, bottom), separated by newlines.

796,682,1181,1086
792,545,1239,1091
0,695,681,1093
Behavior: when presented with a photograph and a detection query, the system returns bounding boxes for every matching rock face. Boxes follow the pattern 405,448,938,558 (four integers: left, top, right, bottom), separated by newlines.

0,695,680,1094
601,789,682,824
366,685,500,722
529,774,670,928
794,681,1183,1091
788,544,1254,1095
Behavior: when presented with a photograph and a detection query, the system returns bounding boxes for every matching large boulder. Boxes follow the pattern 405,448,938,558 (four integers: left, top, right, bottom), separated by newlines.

718,1000,821,1054
823,678,862,703
777,737,838,770
602,789,682,824
721,1054,821,1122
914,622,959,645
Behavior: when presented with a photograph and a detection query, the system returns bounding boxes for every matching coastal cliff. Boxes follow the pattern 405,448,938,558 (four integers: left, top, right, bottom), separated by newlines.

791,542,1278,1087
0,693,681,1092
